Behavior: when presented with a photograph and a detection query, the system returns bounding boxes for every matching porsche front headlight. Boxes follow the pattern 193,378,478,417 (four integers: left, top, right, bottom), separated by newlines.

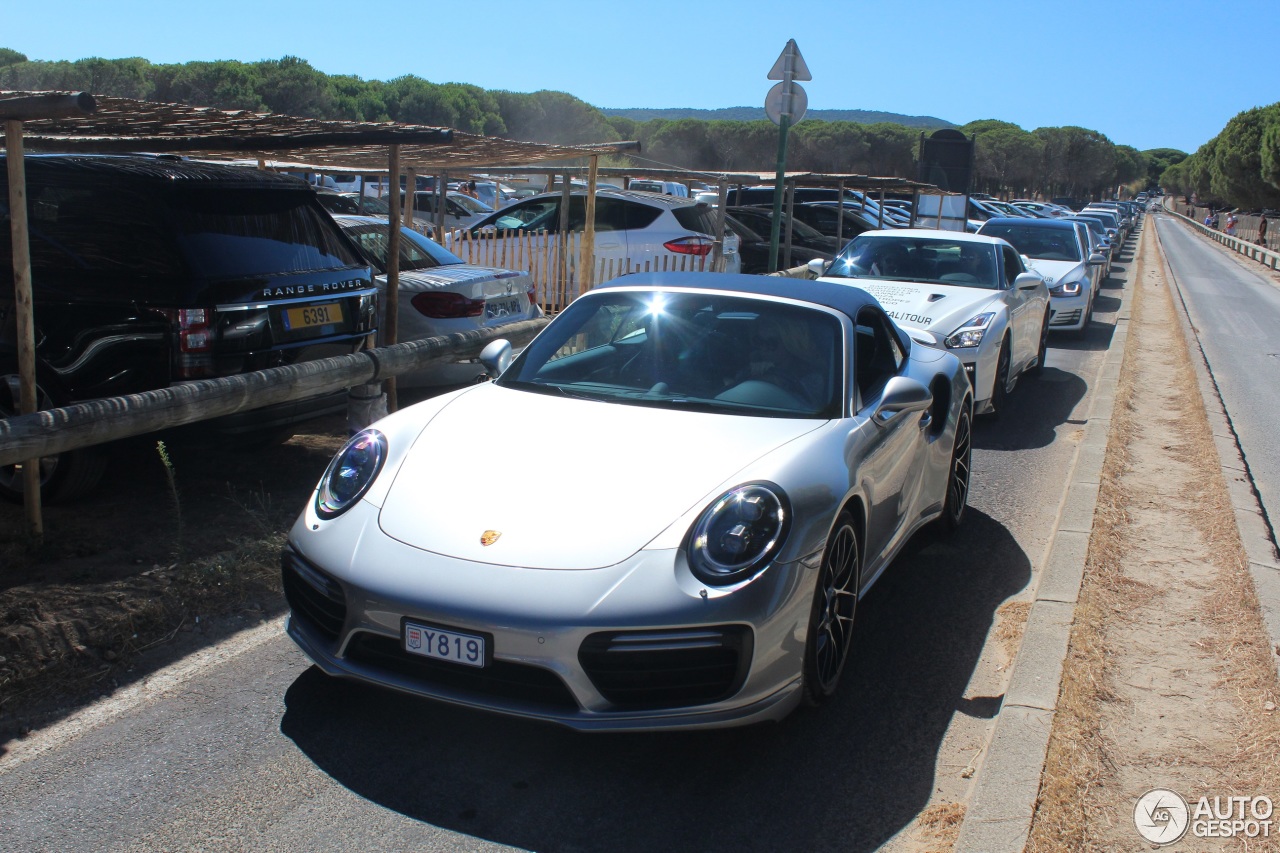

316,429,387,519
944,312,996,349
688,483,790,585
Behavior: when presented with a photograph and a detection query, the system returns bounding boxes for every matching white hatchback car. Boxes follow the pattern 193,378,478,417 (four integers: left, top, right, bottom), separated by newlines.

460,190,741,285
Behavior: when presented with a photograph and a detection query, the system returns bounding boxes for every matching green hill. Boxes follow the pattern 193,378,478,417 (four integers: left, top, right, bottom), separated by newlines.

599,106,954,128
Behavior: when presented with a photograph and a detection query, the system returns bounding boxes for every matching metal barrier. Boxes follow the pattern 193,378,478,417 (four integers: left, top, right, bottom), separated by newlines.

1162,201,1280,271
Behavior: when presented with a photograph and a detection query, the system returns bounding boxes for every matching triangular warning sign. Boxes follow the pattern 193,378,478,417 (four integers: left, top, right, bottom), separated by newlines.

767,39,812,81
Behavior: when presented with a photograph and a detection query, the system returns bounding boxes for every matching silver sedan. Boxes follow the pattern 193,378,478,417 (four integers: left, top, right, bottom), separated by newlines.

282,272,975,730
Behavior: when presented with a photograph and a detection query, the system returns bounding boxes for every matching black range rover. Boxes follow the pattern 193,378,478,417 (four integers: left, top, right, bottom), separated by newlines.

0,154,378,501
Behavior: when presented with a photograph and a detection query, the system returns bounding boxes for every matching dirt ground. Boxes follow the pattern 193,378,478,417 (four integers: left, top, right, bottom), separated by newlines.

1026,224,1280,850
0,414,349,740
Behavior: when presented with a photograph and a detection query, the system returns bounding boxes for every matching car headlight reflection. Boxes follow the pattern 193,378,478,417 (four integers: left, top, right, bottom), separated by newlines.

688,483,790,585
944,312,996,349
316,429,388,519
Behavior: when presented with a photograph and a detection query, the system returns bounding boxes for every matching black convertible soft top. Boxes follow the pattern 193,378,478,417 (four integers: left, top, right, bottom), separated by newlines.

595,271,913,354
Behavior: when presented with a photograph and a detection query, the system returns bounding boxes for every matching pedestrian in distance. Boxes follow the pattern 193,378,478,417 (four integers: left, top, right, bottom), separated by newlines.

1227,212,1238,237
1259,213,1269,248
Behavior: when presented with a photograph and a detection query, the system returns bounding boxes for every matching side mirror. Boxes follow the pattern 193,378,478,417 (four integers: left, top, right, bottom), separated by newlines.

1088,252,1106,266
1014,271,1043,291
873,376,933,424
479,339,513,378
807,258,827,277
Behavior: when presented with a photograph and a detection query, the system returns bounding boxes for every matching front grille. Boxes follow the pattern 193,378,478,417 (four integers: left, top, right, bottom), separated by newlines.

579,627,753,710
345,633,580,711
281,547,347,642
1050,309,1082,326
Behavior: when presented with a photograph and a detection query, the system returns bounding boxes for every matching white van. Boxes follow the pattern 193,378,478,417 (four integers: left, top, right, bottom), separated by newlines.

627,179,690,197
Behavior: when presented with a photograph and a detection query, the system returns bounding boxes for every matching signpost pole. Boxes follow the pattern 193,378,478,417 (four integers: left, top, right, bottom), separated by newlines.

768,115,790,273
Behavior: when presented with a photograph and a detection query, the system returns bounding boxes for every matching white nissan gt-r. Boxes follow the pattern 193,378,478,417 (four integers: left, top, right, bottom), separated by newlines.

810,230,1049,415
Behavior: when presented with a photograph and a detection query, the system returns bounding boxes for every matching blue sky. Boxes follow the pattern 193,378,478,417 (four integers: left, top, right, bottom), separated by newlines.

6,0,1275,153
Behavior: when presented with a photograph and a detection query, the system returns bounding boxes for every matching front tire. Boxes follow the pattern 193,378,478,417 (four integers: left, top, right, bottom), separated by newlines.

986,335,1011,418
1029,310,1050,376
939,404,972,534
802,512,860,706
0,367,107,504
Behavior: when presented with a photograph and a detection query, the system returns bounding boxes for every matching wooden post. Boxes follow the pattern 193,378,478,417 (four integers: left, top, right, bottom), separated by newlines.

435,172,447,238
402,166,416,228
558,172,572,300
582,156,599,293
835,179,846,246
5,121,42,535
385,145,401,413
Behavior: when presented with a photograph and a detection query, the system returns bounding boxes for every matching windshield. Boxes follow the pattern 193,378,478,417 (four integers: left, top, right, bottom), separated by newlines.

499,290,842,418
979,224,1082,262
825,235,1001,289
451,193,493,215
341,223,464,272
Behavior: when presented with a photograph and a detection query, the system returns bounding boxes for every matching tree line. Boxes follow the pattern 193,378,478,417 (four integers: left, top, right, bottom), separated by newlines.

0,48,1180,199
1158,103,1280,211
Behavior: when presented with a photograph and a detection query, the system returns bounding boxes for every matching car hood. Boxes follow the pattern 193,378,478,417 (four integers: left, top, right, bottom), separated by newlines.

377,385,824,569
1022,258,1086,285
381,264,529,299
816,276,1003,335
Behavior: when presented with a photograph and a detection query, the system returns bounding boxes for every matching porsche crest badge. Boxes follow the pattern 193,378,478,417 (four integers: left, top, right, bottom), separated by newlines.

480,530,501,546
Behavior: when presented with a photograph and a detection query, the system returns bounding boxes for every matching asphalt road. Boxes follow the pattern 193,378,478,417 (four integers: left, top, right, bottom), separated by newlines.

1152,213,1280,534
0,236,1134,852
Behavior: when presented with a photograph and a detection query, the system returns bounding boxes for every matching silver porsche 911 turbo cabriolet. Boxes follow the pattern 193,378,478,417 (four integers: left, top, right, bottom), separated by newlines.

282,272,974,730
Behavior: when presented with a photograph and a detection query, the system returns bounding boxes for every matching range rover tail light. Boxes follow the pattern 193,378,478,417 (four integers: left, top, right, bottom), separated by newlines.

163,307,216,378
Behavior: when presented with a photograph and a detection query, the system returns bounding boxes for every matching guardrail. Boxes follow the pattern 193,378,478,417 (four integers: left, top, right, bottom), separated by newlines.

0,318,548,469
1162,202,1280,271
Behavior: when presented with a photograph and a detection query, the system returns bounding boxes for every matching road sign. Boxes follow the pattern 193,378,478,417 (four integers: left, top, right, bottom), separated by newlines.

765,39,810,273
765,81,807,127
767,39,812,81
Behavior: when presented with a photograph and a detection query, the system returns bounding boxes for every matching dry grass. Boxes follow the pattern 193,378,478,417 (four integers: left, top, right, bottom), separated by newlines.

916,802,965,852
994,600,1031,664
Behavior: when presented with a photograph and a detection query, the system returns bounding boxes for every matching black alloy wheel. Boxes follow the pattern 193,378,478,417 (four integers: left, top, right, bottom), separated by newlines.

802,512,860,705
940,405,972,533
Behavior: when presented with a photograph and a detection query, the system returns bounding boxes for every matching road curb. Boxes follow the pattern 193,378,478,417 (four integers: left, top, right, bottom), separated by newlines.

953,225,1138,853
1155,215,1280,680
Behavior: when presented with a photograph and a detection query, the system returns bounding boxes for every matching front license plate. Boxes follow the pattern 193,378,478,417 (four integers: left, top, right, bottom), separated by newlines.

404,621,486,668
485,296,522,319
283,302,345,331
